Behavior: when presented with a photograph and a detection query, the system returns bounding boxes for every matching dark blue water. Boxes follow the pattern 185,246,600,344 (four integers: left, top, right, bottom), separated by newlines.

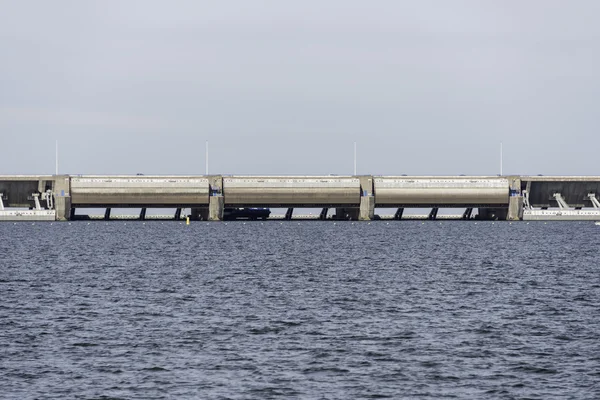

1,221,599,399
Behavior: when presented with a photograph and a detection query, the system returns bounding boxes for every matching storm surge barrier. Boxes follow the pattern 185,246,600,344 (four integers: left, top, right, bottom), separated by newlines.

1,174,600,221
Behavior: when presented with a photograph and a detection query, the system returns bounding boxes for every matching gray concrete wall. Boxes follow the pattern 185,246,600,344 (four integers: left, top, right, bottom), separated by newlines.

522,176,600,208
0,179,40,207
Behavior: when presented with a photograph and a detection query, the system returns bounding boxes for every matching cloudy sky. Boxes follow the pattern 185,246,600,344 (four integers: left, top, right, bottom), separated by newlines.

1,1,599,176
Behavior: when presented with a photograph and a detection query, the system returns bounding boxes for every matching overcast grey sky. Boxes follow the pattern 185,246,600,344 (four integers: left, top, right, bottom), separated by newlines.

1,1,599,176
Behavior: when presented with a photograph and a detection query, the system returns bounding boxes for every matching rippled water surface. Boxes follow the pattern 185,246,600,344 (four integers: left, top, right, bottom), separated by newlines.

1,221,599,399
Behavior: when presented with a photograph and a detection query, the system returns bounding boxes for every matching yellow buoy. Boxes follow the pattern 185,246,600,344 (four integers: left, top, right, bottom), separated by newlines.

186,216,190,225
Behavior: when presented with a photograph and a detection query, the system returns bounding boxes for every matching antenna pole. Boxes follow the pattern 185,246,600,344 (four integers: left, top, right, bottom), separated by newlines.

354,141,357,175
205,140,209,175
500,142,503,176
55,140,58,175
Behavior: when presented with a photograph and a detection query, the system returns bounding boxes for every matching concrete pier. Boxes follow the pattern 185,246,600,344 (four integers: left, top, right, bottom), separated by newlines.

1,174,600,221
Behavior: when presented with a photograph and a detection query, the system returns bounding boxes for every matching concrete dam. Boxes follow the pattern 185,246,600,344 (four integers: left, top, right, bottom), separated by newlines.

1,174,600,221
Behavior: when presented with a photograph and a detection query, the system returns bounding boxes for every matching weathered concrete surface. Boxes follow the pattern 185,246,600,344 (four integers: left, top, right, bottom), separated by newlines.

209,196,224,221
53,176,71,221
359,196,375,221
507,176,523,221
507,197,524,221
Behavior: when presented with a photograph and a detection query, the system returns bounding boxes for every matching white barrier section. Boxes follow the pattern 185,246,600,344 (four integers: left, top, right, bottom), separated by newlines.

223,176,361,206
71,176,210,205
374,176,509,206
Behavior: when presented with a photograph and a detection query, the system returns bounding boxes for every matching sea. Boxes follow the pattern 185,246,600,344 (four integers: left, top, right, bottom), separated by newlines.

1,221,599,399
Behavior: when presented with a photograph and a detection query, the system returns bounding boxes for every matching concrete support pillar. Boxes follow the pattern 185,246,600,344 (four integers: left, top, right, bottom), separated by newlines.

209,196,224,221
507,176,523,221
319,208,329,220
285,208,294,220
335,175,374,221
52,175,71,221
507,197,524,221
462,208,473,220
394,208,404,220
359,196,374,221
428,207,439,220
205,174,224,221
